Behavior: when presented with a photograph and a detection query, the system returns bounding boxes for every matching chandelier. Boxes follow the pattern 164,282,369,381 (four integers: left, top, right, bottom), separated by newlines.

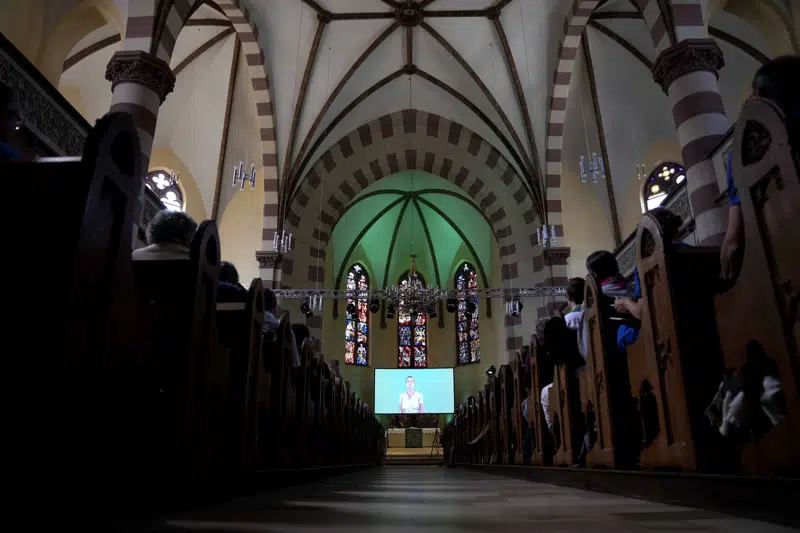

384,255,439,315
232,160,256,190
579,153,606,184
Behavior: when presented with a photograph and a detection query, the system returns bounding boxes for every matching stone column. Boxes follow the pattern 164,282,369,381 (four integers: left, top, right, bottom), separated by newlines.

652,39,728,245
256,250,283,290
105,50,176,177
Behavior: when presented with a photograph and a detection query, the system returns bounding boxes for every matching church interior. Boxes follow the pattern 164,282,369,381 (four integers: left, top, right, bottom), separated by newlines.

2,0,798,530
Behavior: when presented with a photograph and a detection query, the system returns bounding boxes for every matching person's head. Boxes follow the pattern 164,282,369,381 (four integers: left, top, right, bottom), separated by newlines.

263,288,278,313
0,82,21,142
586,250,619,281
292,323,310,349
566,277,585,306
406,376,415,390
648,207,683,242
752,56,800,116
220,261,240,285
146,210,197,247
328,358,340,376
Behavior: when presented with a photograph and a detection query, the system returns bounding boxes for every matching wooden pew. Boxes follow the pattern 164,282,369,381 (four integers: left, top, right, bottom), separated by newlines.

716,97,800,476
5,112,143,510
631,213,736,472
511,356,526,465
581,275,639,469
131,220,226,480
216,278,265,474
499,364,515,464
531,335,555,466
551,362,582,467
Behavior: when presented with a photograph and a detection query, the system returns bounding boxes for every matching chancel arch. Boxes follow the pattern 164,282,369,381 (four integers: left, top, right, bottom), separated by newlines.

282,110,549,359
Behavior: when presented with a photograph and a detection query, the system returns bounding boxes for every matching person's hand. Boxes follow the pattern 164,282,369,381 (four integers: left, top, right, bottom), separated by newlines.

614,298,630,314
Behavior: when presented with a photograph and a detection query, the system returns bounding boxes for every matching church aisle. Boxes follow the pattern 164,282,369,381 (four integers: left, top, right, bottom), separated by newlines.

146,467,792,533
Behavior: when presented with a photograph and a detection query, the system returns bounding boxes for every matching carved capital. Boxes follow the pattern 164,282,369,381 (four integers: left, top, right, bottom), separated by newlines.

256,250,283,269
105,50,176,103
543,247,571,266
652,39,724,94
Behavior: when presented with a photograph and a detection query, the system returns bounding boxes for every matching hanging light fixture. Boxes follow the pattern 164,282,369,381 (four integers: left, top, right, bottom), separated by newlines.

232,160,256,190
579,153,606,184
272,229,294,254
536,224,557,248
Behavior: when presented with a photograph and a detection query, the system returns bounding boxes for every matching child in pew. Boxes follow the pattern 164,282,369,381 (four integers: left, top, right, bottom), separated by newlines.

263,288,301,368
132,210,197,260
218,261,248,303
564,278,585,330
721,55,800,281
613,207,686,353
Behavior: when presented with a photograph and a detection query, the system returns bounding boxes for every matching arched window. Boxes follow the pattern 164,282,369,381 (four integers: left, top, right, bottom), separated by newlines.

397,271,427,368
344,263,369,366
145,169,185,212
644,162,685,211
455,261,480,365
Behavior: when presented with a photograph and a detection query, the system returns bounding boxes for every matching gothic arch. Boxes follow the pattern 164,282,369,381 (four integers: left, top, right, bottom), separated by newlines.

544,0,709,247
282,109,545,358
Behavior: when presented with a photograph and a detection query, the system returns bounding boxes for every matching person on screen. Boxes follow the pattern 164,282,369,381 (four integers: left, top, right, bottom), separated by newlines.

399,375,424,414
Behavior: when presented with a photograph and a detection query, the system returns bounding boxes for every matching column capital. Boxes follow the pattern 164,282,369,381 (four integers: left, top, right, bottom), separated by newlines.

543,246,571,266
105,50,176,103
256,250,283,269
652,38,724,94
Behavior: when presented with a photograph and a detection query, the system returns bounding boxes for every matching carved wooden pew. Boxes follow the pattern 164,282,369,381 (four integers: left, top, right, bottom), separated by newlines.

631,213,736,472
512,356,527,465
580,275,640,469
131,220,226,480
531,335,555,466
216,278,265,474
5,112,143,510
499,364,515,464
716,97,800,476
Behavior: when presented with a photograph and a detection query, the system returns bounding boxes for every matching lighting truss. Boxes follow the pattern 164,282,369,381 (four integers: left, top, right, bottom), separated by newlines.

274,286,566,300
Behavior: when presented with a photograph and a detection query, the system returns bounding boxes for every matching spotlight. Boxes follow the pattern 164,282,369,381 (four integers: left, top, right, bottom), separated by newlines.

346,302,357,315
387,303,396,319
446,297,457,313
485,365,496,377
427,304,437,318
300,298,313,318
466,300,477,315
369,298,380,314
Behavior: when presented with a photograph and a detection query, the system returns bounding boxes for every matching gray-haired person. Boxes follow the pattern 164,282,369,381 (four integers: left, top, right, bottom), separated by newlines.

133,210,198,260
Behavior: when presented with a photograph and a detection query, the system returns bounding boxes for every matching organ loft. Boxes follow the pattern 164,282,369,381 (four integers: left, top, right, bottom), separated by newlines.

1,0,798,530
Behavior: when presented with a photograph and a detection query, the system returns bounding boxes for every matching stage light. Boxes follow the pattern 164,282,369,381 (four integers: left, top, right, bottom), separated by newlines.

427,304,437,318
387,303,396,319
485,365,496,377
466,300,477,314
369,298,380,314
346,302,357,315
300,298,313,318
446,297,457,313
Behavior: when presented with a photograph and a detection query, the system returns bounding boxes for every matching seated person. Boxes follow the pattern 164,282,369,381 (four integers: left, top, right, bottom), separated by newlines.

217,260,248,303
292,323,311,351
133,210,197,260
540,382,553,431
564,277,585,330
262,288,300,368
586,251,635,299
721,55,800,281
327,358,342,385
613,207,686,352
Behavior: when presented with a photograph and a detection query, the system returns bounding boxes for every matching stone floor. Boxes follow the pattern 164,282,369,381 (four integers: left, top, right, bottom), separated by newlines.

146,467,795,532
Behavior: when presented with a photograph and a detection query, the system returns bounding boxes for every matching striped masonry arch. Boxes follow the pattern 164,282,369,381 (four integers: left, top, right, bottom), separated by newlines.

545,0,728,248
127,0,280,267
282,109,548,361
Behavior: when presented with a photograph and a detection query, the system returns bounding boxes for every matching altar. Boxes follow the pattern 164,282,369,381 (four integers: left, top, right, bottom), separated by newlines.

387,428,439,448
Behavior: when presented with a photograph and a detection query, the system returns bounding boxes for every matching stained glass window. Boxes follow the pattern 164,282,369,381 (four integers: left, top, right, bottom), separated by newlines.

145,170,185,212
456,262,480,365
644,162,685,211
344,263,369,366
397,271,427,368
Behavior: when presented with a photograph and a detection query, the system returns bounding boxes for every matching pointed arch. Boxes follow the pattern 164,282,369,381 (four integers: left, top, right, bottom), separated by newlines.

397,270,427,369
455,261,480,365
344,262,369,366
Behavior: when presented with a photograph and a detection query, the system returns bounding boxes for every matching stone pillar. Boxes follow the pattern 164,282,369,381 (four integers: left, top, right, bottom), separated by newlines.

256,250,283,289
105,50,176,177
652,39,728,245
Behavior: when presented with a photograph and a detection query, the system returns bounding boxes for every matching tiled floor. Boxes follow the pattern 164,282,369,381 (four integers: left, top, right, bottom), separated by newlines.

146,467,794,532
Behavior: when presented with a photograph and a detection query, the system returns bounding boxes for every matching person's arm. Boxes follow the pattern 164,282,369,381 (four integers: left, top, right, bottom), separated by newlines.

614,298,643,320
399,395,404,414
721,152,745,280
418,395,424,414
